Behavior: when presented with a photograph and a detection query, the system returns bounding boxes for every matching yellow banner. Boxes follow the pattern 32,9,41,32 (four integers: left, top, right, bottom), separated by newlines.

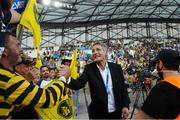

35,50,42,69
17,0,42,68
70,49,79,79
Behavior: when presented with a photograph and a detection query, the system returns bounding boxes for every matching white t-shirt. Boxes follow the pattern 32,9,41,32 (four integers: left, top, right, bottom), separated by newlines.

40,79,52,88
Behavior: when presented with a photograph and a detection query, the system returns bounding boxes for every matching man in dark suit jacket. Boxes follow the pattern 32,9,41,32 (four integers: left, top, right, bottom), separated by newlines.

60,42,130,119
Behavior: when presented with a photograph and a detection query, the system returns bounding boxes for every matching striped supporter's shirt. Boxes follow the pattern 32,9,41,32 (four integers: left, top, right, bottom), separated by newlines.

0,64,65,118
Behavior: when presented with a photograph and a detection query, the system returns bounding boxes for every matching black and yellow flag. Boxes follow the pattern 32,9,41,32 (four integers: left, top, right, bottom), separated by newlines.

35,80,74,119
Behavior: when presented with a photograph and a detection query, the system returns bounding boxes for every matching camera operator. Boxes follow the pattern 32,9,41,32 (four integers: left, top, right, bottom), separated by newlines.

137,68,153,90
126,59,138,75
134,49,180,119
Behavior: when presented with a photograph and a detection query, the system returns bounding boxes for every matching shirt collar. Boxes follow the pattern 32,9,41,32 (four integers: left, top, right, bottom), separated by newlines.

0,63,15,73
96,62,108,72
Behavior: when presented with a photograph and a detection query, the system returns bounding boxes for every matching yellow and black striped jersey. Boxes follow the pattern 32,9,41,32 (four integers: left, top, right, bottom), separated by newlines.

0,64,65,118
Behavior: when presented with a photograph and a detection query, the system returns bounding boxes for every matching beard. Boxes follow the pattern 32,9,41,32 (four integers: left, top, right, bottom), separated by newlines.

157,65,164,80
157,71,163,80
9,55,22,66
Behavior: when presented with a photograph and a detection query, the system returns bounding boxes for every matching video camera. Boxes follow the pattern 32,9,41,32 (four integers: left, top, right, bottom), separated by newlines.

137,68,152,81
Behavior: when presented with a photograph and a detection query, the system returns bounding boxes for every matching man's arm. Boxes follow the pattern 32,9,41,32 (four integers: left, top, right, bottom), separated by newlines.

59,64,88,90
9,9,21,24
68,65,89,90
4,75,65,108
118,65,130,119
119,65,130,107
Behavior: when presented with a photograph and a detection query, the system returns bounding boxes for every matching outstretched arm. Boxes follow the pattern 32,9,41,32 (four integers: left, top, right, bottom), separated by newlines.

10,9,21,24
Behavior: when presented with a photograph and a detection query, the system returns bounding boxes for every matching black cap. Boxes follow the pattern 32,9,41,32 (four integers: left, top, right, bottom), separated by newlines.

16,54,35,66
61,57,72,65
154,49,180,66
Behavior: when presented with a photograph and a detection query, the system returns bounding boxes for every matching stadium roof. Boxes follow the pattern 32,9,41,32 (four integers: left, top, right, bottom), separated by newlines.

37,0,180,29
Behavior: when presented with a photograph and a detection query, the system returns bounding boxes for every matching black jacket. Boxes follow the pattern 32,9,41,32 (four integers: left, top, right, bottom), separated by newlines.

68,62,130,116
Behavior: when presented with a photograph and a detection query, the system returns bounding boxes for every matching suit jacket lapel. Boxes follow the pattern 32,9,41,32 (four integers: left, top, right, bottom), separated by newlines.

93,62,118,86
93,63,104,85
108,63,118,87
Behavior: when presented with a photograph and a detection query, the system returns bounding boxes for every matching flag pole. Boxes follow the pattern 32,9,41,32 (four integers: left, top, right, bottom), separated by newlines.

17,25,24,44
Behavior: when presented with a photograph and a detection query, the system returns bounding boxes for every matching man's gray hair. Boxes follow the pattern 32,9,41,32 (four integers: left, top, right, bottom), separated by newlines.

92,42,108,52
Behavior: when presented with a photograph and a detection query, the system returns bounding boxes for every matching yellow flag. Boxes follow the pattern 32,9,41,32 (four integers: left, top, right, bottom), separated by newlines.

68,49,79,119
17,0,42,68
35,80,74,119
35,50,42,69
70,49,79,79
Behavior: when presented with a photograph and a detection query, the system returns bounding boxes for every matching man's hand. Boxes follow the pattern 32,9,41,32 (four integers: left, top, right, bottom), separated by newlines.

59,65,71,79
121,107,129,119
26,68,40,82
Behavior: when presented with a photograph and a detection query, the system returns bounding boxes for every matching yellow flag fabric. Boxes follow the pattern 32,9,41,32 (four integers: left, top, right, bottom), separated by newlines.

17,0,42,68
35,50,42,69
35,80,74,119
17,0,41,49
70,49,79,79
69,49,79,117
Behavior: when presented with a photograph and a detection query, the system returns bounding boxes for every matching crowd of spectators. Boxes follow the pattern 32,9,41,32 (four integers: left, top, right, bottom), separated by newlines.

24,41,178,92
